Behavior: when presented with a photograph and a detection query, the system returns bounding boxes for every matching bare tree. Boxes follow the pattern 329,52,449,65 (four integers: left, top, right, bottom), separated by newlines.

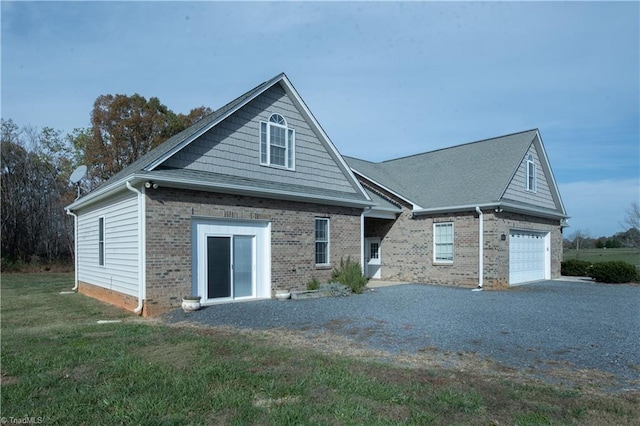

1,119,76,264
619,202,640,247
569,229,590,258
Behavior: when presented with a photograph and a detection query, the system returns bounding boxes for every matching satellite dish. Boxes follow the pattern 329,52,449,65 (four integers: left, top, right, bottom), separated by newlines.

70,165,88,199
70,165,87,184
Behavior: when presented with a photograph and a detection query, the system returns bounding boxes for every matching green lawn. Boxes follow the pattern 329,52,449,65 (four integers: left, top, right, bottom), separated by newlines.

2,273,639,425
564,248,640,267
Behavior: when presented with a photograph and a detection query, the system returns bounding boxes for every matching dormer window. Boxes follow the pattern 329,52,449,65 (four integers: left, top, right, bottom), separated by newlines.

260,113,295,170
526,154,536,192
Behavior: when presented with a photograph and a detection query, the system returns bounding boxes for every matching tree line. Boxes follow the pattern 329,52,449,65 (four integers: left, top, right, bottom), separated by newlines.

1,94,212,268
563,203,640,250
2,92,638,268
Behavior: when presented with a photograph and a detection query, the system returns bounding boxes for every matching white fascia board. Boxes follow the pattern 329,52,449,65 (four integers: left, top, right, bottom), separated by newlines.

67,172,374,211
279,76,372,203
412,201,568,220
147,175,375,209
65,175,145,211
412,203,499,216
351,169,421,209
500,200,569,220
532,130,568,216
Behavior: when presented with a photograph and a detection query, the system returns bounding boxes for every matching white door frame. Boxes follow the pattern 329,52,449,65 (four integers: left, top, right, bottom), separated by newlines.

192,219,271,303
364,237,382,279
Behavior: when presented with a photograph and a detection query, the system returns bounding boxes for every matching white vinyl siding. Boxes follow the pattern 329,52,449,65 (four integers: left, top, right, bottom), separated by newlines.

315,218,330,265
77,192,140,297
434,222,454,263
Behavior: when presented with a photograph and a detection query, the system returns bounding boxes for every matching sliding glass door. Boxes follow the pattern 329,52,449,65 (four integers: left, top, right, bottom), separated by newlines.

206,235,254,300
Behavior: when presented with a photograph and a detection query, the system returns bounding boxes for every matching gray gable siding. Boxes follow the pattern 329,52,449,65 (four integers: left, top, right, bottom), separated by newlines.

162,84,358,195
502,139,556,210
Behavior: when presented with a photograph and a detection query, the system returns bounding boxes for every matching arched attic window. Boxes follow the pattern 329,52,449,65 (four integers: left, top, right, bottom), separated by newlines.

260,113,295,170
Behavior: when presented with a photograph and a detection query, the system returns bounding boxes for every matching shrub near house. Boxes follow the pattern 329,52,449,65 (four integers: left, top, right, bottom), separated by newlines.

589,261,637,284
561,258,638,284
560,259,592,276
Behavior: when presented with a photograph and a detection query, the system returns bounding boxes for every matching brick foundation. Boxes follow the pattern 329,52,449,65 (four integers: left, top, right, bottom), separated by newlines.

78,281,142,315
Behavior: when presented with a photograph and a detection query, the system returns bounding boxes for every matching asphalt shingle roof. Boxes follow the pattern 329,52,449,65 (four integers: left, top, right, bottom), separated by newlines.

345,129,539,209
97,74,286,190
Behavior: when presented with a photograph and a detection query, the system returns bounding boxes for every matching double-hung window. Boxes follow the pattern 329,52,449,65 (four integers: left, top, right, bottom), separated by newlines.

260,113,295,169
526,154,536,192
98,217,105,266
315,218,329,265
434,222,453,263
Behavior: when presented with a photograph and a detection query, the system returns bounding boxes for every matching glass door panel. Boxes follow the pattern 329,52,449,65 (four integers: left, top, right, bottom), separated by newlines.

233,236,253,298
207,236,231,299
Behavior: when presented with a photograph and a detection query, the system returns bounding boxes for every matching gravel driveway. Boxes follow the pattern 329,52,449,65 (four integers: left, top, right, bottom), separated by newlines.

165,279,639,391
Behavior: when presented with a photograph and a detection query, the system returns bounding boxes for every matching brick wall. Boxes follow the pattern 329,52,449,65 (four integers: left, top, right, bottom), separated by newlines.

366,207,562,289
144,188,361,315
486,211,563,287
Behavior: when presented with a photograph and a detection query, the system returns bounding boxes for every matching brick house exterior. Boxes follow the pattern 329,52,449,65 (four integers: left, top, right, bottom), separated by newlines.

142,189,361,316
67,73,568,316
348,129,567,289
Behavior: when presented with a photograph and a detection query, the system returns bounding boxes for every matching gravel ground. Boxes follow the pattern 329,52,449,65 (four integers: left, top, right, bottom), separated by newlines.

164,279,640,391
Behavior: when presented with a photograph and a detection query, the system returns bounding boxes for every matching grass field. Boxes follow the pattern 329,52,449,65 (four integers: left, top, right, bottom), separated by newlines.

564,248,640,267
2,273,639,425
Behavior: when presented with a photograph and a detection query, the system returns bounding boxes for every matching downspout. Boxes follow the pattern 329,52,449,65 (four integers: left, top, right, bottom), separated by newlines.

360,209,366,276
474,207,484,290
65,209,79,291
126,181,145,315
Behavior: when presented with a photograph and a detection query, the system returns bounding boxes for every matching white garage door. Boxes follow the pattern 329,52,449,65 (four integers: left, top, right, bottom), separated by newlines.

509,230,548,285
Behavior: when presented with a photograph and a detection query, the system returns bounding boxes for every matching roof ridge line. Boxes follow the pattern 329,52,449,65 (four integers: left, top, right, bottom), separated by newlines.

380,128,539,164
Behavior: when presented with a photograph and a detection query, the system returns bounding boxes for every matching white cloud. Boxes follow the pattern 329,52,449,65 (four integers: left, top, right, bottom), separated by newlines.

559,179,640,237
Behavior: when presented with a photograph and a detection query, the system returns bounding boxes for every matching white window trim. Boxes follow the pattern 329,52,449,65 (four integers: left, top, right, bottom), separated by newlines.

526,154,537,192
315,218,330,266
98,216,105,267
259,113,295,170
433,222,454,264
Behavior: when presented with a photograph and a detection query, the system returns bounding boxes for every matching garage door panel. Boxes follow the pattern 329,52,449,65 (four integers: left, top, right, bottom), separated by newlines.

509,231,547,285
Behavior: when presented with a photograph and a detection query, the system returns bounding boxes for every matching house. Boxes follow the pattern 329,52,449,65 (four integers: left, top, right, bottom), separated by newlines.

66,73,568,316
345,129,568,288
65,73,373,316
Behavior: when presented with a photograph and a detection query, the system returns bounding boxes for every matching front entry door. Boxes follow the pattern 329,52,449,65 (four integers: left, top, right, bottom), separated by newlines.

365,237,381,279
206,235,254,300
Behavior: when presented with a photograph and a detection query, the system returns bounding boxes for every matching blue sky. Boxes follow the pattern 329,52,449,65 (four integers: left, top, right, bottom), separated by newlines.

2,1,638,237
